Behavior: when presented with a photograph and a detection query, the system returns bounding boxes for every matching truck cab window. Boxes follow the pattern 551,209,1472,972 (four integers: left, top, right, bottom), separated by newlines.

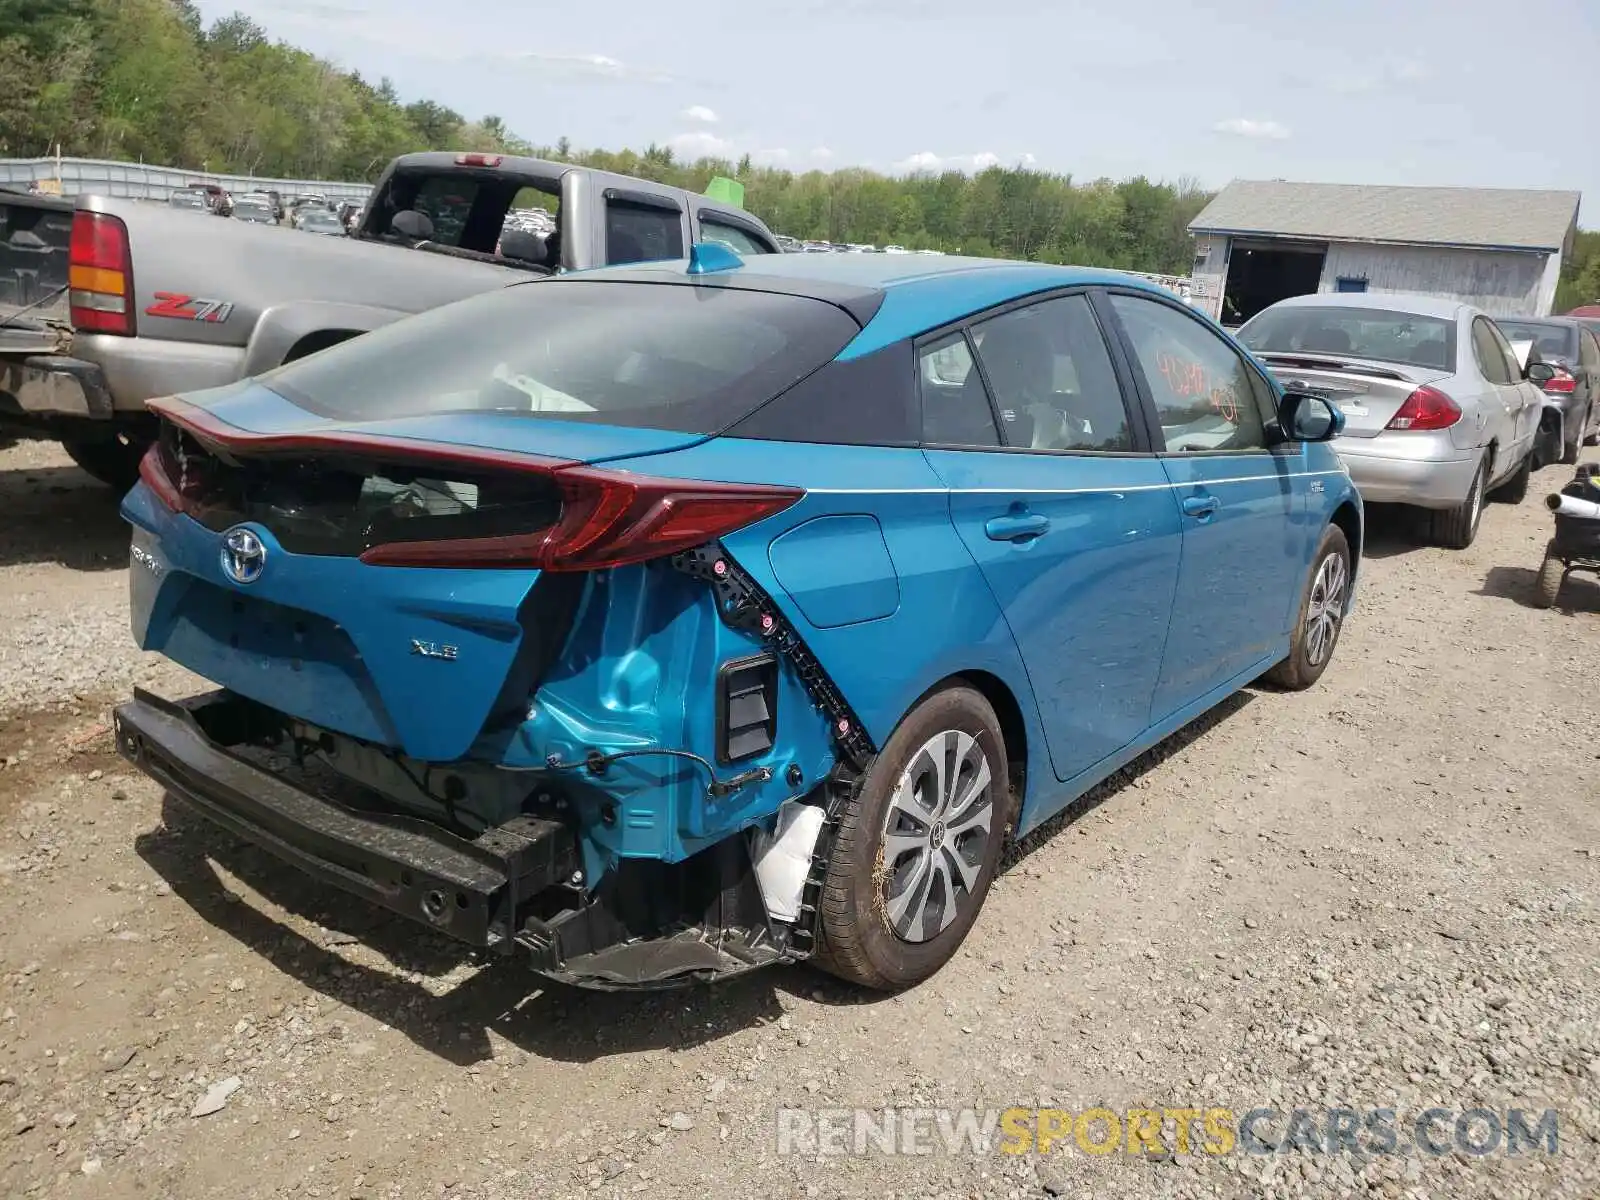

606,200,684,265
699,217,773,256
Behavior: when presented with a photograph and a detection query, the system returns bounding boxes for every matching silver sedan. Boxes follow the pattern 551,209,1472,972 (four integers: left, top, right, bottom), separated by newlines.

1237,293,1544,549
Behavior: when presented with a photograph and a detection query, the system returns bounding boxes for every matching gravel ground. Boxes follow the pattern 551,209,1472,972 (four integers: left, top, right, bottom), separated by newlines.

1,438,1597,1200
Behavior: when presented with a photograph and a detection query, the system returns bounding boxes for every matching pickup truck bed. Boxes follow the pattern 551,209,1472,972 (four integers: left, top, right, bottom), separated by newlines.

0,153,780,487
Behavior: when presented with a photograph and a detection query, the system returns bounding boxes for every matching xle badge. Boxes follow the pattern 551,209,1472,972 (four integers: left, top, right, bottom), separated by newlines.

410,639,459,661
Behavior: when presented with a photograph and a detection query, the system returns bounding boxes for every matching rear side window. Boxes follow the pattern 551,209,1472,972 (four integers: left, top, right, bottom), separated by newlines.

607,198,684,264
1471,318,1514,385
260,281,859,435
970,295,1131,452
918,332,1000,447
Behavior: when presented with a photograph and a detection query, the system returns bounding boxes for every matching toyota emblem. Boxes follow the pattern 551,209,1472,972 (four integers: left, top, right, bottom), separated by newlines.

220,526,267,585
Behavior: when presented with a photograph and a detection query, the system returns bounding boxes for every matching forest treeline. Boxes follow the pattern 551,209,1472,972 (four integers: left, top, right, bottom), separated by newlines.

2,0,1591,290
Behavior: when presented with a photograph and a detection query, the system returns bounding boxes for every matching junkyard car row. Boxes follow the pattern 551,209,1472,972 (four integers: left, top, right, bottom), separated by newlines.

0,154,1592,998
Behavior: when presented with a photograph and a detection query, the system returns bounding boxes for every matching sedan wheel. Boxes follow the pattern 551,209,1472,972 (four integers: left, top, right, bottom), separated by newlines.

814,684,1014,989
1431,457,1486,549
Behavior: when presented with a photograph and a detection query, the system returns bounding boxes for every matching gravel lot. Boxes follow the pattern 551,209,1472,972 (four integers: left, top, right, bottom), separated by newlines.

1,438,1597,1200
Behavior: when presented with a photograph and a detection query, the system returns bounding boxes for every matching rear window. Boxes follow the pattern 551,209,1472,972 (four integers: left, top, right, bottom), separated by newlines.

1495,320,1577,362
1239,306,1456,371
260,281,860,434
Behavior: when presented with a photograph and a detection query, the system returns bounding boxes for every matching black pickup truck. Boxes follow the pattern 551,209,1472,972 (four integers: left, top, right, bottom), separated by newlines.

0,153,782,485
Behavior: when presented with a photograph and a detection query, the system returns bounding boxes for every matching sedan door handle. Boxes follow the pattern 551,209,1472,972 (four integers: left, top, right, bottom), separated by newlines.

984,512,1051,542
1180,495,1221,518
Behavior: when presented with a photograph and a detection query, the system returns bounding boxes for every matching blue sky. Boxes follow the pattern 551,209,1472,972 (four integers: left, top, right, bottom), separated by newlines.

197,0,1597,224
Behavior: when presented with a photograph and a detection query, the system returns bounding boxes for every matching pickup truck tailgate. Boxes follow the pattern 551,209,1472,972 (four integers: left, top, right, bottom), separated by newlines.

0,188,72,327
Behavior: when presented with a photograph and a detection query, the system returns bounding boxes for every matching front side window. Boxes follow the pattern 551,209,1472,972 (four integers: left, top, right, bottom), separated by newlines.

970,295,1132,452
1111,294,1269,453
606,199,684,264
260,280,858,435
918,332,999,447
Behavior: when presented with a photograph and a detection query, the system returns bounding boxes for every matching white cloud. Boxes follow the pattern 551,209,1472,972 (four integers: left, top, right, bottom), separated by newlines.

891,150,1007,174
681,105,719,123
808,147,834,161
504,51,674,84
1212,117,1290,140
753,147,791,164
666,130,734,159
1388,58,1431,83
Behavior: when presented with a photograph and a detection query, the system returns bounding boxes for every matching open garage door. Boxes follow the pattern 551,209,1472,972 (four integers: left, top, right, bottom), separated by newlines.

1222,240,1326,325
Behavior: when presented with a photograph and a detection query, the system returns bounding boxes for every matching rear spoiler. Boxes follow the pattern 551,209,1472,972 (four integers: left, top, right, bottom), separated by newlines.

1256,354,1409,382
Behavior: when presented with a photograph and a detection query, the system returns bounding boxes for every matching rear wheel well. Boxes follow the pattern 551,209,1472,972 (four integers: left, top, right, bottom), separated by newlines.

281,328,361,364
1330,500,1362,580
951,670,1027,814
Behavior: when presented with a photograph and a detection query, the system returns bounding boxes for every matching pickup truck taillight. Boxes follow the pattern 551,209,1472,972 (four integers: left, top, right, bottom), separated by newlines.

69,211,136,336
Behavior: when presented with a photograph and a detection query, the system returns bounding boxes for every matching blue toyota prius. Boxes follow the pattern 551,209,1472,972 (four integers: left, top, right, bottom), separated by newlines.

115,247,1361,991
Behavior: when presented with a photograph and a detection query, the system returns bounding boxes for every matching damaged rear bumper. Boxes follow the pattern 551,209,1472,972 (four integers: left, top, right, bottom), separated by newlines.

113,688,805,989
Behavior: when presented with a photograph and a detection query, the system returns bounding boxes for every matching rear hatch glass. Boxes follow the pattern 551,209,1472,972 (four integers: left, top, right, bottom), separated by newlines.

259,280,860,435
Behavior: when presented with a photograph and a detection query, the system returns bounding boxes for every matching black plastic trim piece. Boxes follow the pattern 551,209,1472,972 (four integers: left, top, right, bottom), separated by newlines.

672,543,876,769
602,188,684,212
715,651,779,764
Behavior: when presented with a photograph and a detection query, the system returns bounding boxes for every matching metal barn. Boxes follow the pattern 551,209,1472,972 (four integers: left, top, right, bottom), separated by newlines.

1186,180,1581,326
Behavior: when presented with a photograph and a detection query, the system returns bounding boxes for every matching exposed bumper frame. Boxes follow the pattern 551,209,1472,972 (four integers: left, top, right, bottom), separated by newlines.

113,688,576,950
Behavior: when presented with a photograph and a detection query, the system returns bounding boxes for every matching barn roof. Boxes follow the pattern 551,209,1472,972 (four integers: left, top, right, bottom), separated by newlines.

1189,180,1580,252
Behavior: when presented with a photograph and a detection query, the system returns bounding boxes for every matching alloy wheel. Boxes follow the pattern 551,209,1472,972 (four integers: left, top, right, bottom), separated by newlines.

1305,552,1348,667
880,729,995,943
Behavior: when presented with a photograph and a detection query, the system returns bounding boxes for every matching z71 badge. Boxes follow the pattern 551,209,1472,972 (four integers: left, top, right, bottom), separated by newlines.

145,292,235,323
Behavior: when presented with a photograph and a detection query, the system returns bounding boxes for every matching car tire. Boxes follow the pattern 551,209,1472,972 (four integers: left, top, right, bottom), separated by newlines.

1534,544,1563,610
814,684,1015,990
1561,410,1585,466
61,434,150,492
1430,455,1487,549
1264,524,1351,691
1490,448,1532,504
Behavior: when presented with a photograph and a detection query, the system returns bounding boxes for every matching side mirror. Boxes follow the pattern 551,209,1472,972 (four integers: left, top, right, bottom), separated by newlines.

1526,361,1556,385
1277,390,1344,442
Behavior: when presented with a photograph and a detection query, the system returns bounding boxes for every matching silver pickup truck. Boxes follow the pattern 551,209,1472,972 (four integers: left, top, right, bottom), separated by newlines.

0,152,781,486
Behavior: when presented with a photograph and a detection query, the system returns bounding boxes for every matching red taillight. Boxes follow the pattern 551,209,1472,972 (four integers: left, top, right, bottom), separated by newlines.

1542,368,1576,394
454,153,504,168
359,465,803,571
1385,385,1461,431
139,399,803,570
69,211,135,336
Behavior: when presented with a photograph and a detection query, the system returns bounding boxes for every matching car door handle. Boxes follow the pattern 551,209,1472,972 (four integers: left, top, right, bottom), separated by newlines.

984,512,1051,542
1181,495,1221,518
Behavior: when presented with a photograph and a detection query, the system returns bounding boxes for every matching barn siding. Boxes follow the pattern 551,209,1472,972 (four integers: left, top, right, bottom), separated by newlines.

1315,243,1551,315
